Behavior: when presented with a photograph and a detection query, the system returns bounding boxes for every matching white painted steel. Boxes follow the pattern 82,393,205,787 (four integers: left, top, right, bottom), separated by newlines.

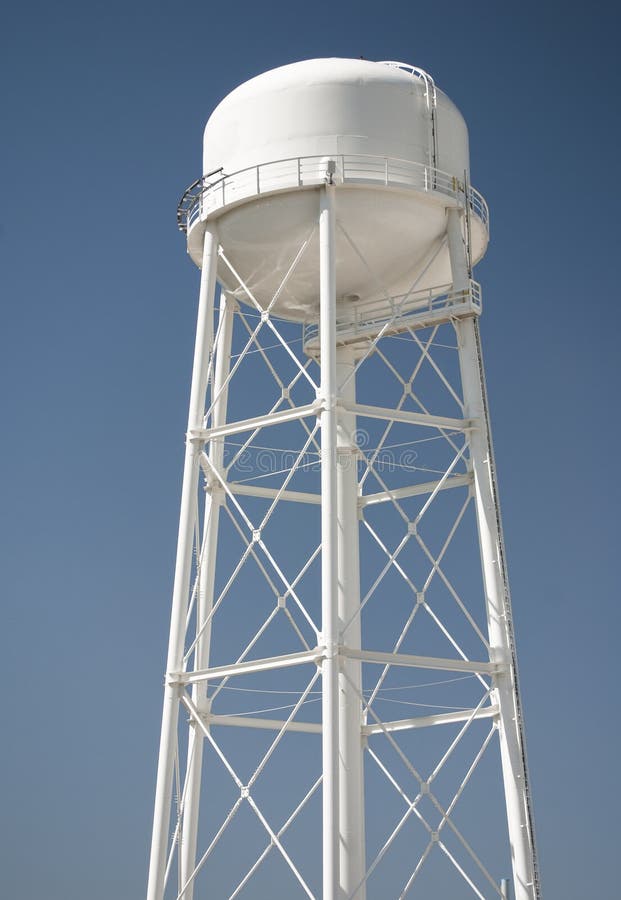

179,294,235,899
363,704,500,735
205,714,323,735
302,280,483,353
339,400,470,432
448,208,539,899
175,649,322,685
319,183,340,900
148,56,540,900
147,224,219,900
342,647,500,675
336,347,366,898
190,401,321,441
359,472,472,507
182,58,488,319
203,60,466,178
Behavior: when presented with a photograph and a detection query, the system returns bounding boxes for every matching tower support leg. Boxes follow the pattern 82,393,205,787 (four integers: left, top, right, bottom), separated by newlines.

336,347,366,899
147,224,219,900
448,208,539,900
179,293,235,899
319,183,340,900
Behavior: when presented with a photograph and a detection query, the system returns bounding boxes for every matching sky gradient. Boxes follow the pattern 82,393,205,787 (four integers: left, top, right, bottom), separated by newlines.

1,1,619,897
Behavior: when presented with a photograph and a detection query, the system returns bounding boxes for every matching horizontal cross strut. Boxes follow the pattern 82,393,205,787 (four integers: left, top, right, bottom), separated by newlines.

360,473,472,506
204,715,323,734
341,647,501,675
189,399,470,447
172,646,500,688
196,704,499,736
167,645,504,684
190,401,322,442
339,399,473,432
219,469,472,508
363,704,499,735
226,483,322,505
170,649,322,685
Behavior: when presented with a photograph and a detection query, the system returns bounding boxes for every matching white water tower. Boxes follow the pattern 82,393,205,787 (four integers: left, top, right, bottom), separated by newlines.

147,58,540,899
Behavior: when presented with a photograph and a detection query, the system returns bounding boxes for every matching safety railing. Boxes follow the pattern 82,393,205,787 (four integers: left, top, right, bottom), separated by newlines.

302,280,482,349
377,62,438,110
177,155,489,236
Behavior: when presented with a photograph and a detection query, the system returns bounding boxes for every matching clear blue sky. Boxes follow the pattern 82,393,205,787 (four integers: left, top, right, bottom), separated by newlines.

1,1,619,897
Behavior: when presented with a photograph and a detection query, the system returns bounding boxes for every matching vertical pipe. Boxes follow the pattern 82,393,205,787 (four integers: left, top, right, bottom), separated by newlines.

147,224,219,900
319,183,340,900
336,347,366,898
448,208,537,900
180,293,235,898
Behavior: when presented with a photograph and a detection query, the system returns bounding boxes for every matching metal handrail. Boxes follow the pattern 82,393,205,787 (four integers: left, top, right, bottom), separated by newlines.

376,63,438,173
177,155,489,236
302,280,482,348
377,61,437,108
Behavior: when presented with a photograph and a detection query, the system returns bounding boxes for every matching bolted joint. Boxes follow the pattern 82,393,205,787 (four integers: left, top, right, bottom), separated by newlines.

490,646,510,669
165,677,185,697
319,391,338,412
317,636,339,661
324,640,339,660
204,480,225,500
186,428,207,447
240,786,250,799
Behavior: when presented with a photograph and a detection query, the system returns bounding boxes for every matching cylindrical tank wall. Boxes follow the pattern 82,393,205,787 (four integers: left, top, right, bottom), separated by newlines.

203,58,469,180
193,59,486,320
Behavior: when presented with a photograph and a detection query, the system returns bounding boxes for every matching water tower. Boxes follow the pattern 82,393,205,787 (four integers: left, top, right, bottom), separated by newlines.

147,59,540,899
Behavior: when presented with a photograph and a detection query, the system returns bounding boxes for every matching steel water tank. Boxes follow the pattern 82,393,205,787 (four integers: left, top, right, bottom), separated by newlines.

183,58,488,320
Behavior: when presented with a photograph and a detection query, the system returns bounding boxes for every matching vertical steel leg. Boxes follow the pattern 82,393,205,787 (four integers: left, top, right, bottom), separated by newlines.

147,224,219,900
319,183,340,900
179,293,235,898
336,347,366,898
448,208,539,900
